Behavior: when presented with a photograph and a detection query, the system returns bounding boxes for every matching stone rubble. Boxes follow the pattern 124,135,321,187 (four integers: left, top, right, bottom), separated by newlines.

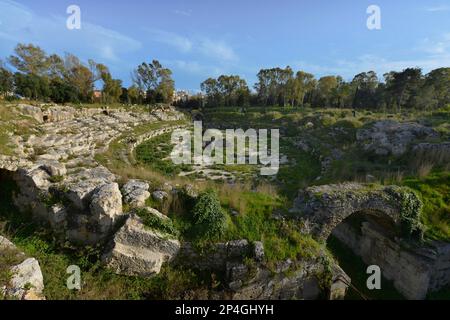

0,235,45,300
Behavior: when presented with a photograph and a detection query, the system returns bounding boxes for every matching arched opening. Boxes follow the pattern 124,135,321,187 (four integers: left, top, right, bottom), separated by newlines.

326,210,405,300
43,115,49,122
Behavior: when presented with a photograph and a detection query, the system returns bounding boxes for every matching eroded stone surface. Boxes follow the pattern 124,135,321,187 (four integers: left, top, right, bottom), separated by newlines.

291,182,423,241
122,180,150,207
102,214,180,276
357,120,438,156
1,104,185,245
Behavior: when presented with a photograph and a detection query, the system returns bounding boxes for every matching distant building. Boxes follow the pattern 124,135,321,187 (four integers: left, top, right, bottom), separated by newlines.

173,90,190,103
93,90,102,102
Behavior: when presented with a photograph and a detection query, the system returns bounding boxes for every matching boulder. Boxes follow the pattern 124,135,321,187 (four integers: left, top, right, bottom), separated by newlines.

152,190,169,203
0,235,44,300
8,258,45,300
122,180,150,207
102,214,180,276
253,241,265,262
89,183,124,233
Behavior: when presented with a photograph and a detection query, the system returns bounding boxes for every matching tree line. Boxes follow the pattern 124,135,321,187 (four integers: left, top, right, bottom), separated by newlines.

0,43,174,104
198,66,450,111
2,43,449,111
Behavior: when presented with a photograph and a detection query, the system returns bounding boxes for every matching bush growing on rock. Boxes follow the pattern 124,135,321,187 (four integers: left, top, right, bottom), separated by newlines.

135,208,179,237
191,190,226,240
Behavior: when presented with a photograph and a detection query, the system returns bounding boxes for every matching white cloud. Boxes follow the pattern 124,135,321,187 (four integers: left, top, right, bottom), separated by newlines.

145,29,238,62
198,38,238,62
418,34,450,54
426,5,450,12
293,35,450,80
0,0,142,63
170,60,223,76
145,28,193,53
174,9,192,17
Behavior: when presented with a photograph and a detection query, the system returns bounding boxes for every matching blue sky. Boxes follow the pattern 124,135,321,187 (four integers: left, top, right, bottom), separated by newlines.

0,0,450,91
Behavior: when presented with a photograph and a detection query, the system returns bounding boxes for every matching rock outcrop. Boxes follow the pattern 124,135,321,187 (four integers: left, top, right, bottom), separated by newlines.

357,120,438,156
122,180,150,207
0,104,186,245
0,235,45,300
177,240,349,300
89,183,125,235
102,214,181,276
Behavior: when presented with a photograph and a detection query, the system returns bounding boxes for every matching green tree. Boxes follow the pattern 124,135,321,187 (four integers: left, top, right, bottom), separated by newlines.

351,71,379,109
63,53,95,102
127,85,141,104
201,78,221,107
424,68,450,109
14,72,50,100
8,43,50,75
132,60,174,104
316,76,339,107
0,63,14,97
384,68,423,112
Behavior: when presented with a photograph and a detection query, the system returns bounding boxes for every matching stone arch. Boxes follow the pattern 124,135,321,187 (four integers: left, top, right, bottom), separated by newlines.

292,183,422,241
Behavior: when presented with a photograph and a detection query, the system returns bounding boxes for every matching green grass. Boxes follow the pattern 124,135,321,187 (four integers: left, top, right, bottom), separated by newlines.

402,172,450,241
135,132,193,177
222,192,324,265
135,208,180,238
0,172,215,300
0,245,25,300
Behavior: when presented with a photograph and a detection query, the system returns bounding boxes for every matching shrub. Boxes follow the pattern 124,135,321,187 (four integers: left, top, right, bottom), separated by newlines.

135,208,179,237
191,190,226,240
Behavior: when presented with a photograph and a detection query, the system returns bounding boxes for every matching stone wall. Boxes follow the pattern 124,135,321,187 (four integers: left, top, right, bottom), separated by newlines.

176,240,350,300
333,217,450,299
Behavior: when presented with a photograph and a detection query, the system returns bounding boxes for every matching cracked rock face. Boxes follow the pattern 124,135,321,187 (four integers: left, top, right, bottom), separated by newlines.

102,214,180,276
9,258,45,300
357,120,438,156
121,180,150,208
0,104,185,246
90,183,125,234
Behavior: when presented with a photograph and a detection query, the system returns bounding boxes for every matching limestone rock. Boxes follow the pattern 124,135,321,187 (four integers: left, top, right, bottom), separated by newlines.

183,184,199,199
253,241,265,262
90,183,124,233
0,236,45,300
39,160,67,177
357,120,438,156
122,180,150,207
103,214,180,276
292,182,423,240
8,258,45,300
16,104,44,123
152,190,169,203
